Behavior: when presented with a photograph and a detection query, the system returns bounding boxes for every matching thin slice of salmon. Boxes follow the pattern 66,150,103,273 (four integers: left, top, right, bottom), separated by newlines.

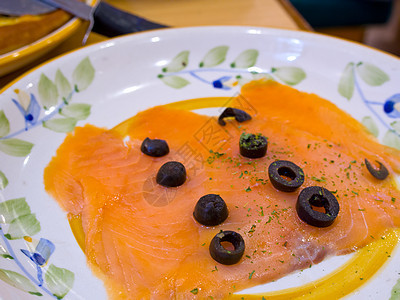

44,80,400,299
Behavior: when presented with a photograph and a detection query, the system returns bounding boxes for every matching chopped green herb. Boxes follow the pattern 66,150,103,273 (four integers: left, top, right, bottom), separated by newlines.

249,270,255,279
248,225,256,234
259,206,264,216
245,187,252,192
190,288,199,295
311,176,326,182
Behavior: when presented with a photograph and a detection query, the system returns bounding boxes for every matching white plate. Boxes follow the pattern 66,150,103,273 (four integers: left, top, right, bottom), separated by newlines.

0,26,400,299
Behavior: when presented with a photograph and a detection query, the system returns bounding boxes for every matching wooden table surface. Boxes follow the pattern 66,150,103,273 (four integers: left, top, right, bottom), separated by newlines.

0,0,310,88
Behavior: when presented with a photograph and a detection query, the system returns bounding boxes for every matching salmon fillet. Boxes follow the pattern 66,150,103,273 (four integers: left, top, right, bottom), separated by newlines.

44,80,400,299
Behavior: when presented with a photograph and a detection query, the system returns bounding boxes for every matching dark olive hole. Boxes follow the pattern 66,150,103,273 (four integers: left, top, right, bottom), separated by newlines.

278,167,296,181
221,241,235,251
309,195,329,214
311,205,327,214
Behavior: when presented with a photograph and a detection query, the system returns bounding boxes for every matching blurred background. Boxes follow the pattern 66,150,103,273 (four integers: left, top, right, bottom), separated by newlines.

289,0,400,56
1,0,399,86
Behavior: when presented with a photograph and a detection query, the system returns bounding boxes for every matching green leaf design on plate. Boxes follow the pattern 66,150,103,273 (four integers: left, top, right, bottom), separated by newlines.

160,75,190,89
0,170,8,190
43,117,78,133
0,198,31,223
6,213,41,239
0,110,10,138
45,264,75,299
0,139,34,157
390,278,400,300
356,62,389,86
338,62,355,100
391,121,400,133
72,57,95,92
231,49,259,68
60,103,91,120
361,116,379,137
55,69,72,101
382,130,400,150
0,269,39,294
0,245,13,260
163,51,189,72
199,46,229,68
272,66,306,85
38,74,59,109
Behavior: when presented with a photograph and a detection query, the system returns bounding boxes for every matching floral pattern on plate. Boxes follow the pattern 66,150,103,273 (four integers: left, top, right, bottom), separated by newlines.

0,27,399,299
0,57,95,298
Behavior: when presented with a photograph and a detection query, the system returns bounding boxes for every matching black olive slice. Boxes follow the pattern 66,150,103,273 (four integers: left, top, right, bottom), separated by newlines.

141,137,170,157
156,161,186,187
209,230,245,265
268,160,304,192
239,133,268,158
193,194,228,226
218,107,252,126
296,186,339,227
364,159,389,180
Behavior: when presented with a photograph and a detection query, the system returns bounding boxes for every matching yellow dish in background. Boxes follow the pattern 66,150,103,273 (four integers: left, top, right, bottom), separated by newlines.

0,1,92,77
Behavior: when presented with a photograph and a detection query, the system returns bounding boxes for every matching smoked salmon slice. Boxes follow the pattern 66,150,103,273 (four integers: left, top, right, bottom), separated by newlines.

44,80,400,299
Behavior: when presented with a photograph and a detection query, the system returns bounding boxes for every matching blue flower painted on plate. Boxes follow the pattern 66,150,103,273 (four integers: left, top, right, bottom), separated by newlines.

0,55,95,297
0,57,95,157
338,61,400,149
0,186,75,298
11,92,41,130
21,238,55,266
158,46,306,90
383,94,400,118
212,76,233,89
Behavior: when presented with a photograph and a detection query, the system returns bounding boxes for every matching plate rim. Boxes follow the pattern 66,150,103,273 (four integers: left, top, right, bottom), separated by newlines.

0,24,400,299
1,25,399,95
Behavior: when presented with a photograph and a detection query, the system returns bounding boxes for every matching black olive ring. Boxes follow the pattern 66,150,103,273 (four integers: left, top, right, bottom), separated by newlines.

364,158,389,180
141,137,169,157
239,133,268,159
156,161,186,187
268,160,305,192
218,107,252,126
209,230,245,265
296,186,340,227
193,194,228,226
